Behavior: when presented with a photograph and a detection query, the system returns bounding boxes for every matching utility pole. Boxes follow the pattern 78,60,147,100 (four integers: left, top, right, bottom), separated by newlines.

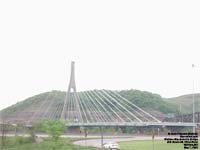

179,104,183,122
152,127,155,150
100,126,104,149
192,64,195,133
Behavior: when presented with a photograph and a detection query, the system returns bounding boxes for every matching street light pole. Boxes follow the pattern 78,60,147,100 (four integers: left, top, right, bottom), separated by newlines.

192,64,195,133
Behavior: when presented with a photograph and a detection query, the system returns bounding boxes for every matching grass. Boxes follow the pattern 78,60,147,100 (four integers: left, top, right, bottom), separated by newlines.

119,140,200,150
0,137,97,150
1,137,199,150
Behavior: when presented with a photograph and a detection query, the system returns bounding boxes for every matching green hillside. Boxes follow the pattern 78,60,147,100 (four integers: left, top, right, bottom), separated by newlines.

0,91,66,120
0,90,178,122
165,93,200,114
119,89,178,114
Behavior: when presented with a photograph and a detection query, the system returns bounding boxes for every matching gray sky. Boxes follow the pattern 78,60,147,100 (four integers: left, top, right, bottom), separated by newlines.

0,0,200,110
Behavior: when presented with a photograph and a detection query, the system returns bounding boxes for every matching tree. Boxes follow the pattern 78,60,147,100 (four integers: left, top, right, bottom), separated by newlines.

41,120,66,150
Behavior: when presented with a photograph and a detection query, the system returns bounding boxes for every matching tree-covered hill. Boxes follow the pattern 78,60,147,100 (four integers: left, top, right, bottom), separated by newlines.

119,89,178,114
164,93,200,114
0,89,179,123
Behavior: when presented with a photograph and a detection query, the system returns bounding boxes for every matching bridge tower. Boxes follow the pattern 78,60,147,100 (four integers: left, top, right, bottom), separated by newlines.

60,61,82,121
67,61,77,92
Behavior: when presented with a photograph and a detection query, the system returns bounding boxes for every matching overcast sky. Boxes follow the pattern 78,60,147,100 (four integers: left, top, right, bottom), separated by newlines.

0,0,200,110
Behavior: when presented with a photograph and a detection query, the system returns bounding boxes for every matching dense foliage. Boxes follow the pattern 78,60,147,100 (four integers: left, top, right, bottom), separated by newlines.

0,91,65,119
41,121,66,141
119,89,178,113
40,121,66,150
0,137,94,150
166,93,200,114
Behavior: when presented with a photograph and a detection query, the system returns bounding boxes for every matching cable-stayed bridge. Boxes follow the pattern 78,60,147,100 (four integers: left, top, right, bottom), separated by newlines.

29,89,160,124
0,62,197,128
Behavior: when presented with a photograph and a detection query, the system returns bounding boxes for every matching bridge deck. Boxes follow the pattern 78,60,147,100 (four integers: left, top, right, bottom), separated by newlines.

66,122,196,127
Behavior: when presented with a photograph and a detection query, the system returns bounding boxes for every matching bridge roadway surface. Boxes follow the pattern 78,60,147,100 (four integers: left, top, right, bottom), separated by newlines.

0,121,198,126
2,121,197,128
66,122,197,127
